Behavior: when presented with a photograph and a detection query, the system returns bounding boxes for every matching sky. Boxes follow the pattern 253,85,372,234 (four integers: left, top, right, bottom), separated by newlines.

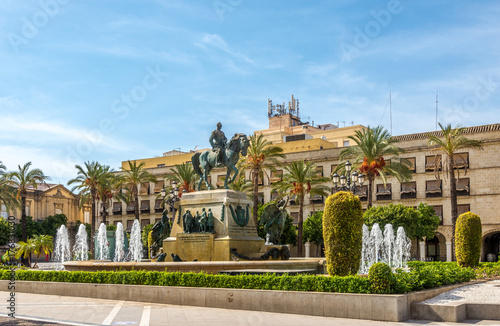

0,0,499,185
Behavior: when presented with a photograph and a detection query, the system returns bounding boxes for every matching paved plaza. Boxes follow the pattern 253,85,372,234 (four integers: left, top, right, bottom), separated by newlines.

2,291,500,326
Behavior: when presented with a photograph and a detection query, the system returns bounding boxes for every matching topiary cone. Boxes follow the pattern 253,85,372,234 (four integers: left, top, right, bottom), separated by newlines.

455,211,482,267
323,191,364,276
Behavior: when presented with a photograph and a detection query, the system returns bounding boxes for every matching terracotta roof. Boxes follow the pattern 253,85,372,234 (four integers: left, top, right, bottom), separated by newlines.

391,123,500,142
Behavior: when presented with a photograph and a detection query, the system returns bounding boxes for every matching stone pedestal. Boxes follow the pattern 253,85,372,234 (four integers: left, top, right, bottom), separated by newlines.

163,189,264,261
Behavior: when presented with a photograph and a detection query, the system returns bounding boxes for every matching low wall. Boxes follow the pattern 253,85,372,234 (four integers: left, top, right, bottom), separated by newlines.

0,280,478,322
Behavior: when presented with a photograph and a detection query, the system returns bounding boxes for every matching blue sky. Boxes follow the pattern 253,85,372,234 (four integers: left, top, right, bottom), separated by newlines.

0,0,499,185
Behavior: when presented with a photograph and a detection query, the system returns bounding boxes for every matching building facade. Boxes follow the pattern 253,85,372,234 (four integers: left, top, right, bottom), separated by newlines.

108,97,500,261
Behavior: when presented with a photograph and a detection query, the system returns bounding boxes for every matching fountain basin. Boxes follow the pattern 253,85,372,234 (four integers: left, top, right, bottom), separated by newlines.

63,258,326,275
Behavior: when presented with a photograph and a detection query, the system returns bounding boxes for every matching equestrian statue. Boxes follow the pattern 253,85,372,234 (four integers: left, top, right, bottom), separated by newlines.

192,122,249,190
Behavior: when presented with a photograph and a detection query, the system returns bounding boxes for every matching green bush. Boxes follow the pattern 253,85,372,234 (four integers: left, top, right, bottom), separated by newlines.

0,261,490,294
368,263,394,294
323,191,363,276
455,212,482,267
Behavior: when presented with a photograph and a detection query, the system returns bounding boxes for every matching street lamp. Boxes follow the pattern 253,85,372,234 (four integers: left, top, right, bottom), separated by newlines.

332,161,365,194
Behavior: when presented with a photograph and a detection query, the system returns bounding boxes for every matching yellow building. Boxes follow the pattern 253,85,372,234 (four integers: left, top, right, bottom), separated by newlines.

1,184,91,225
110,96,500,262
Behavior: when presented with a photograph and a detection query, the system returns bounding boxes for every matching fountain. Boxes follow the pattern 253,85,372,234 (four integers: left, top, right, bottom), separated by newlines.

129,219,143,262
114,222,126,262
95,223,109,260
393,226,411,268
73,224,88,261
359,223,411,274
54,225,71,268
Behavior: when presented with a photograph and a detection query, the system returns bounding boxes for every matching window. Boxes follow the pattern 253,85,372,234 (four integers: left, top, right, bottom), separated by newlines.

425,155,441,171
406,157,416,173
457,204,470,216
456,178,470,196
154,199,163,213
154,180,164,193
356,185,368,202
258,174,263,186
290,212,299,224
139,182,150,195
126,201,136,214
157,164,165,167
316,166,324,177
84,211,90,224
270,170,283,183
376,184,392,200
343,140,350,147
425,180,442,198
258,192,264,205
290,194,298,205
25,203,30,217
0,205,7,219
127,220,134,231
453,153,469,169
113,202,122,215
140,200,150,212
433,206,443,225
310,194,323,204
141,219,150,228
400,182,417,199
330,164,337,176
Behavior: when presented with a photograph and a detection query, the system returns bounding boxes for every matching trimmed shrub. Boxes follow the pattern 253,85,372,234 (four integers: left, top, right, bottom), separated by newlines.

455,212,482,267
323,191,363,276
368,262,394,294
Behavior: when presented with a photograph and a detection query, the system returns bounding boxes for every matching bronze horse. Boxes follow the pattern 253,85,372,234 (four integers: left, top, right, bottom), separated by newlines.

192,133,249,190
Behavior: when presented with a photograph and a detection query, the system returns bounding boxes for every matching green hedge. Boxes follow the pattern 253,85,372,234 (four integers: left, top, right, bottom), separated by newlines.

1,261,494,294
0,269,371,293
323,191,363,276
455,212,482,267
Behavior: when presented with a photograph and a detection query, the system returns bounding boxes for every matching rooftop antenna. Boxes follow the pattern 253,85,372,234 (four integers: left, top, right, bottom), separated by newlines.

435,90,439,131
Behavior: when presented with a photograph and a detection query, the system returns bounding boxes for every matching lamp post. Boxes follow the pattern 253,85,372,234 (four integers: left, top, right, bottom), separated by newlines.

332,161,365,194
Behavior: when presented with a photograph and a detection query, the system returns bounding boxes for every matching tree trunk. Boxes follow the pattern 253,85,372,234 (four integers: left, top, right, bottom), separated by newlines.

252,168,259,229
21,193,27,242
102,201,107,225
90,190,96,256
368,177,374,208
449,156,458,261
297,197,304,257
134,185,140,222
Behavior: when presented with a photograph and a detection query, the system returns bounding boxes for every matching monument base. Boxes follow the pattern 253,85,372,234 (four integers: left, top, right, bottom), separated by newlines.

164,234,265,262
163,189,264,262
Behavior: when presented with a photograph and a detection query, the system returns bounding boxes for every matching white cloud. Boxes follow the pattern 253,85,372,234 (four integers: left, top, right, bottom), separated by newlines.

195,33,255,65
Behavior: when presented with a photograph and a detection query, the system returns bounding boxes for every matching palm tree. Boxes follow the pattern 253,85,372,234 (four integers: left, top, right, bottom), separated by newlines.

273,160,330,257
15,238,37,267
68,161,109,254
165,163,198,195
96,166,117,225
427,123,483,259
6,162,50,242
120,161,157,221
32,234,53,268
338,126,412,208
244,134,285,227
0,161,18,214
